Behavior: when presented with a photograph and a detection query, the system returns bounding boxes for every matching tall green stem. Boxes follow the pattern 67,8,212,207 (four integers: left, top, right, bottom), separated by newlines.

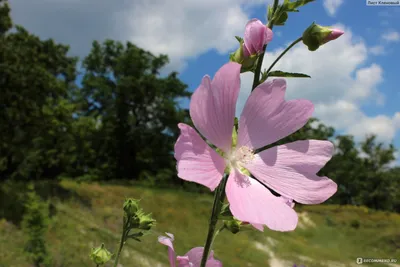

251,0,280,91
264,37,303,77
113,217,130,267
200,174,228,267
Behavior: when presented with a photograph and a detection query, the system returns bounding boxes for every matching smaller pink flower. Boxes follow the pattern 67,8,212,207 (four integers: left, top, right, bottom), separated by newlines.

243,19,273,57
158,233,222,267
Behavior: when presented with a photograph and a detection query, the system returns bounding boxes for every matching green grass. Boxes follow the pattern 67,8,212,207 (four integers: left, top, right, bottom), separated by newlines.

1,180,399,267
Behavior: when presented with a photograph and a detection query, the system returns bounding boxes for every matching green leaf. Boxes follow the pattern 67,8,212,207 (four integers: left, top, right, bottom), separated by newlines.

126,232,144,242
283,0,315,12
267,71,311,78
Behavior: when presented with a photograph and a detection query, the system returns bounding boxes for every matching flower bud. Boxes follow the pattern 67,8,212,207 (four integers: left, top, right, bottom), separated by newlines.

123,198,140,217
138,213,156,230
243,19,273,57
302,22,344,51
224,218,242,234
90,243,112,265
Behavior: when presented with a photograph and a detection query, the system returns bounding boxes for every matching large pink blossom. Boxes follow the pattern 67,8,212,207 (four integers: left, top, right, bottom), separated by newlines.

158,233,222,267
174,62,337,231
243,19,273,57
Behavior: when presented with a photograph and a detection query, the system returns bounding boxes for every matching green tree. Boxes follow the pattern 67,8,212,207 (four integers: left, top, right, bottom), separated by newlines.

0,0,78,180
357,135,396,210
79,40,191,180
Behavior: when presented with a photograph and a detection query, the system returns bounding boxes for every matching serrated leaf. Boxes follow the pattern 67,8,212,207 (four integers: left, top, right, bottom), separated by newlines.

268,71,311,78
283,0,315,12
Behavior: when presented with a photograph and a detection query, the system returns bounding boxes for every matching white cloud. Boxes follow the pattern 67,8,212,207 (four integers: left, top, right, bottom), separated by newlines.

238,25,400,143
323,0,343,16
347,114,399,142
394,112,400,128
9,0,268,71
369,45,385,55
382,30,400,42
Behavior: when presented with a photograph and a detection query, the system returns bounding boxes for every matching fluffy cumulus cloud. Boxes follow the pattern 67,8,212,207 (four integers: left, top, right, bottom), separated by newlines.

323,0,343,16
238,25,400,143
9,0,269,71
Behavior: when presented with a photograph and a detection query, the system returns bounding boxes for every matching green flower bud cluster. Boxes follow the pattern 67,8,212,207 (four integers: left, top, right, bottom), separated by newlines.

90,243,112,265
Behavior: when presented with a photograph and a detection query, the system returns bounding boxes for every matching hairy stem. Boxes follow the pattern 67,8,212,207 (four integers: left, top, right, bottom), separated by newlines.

200,174,228,267
251,0,280,91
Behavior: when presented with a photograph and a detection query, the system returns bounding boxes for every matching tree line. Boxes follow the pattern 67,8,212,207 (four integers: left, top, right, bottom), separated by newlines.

0,0,398,212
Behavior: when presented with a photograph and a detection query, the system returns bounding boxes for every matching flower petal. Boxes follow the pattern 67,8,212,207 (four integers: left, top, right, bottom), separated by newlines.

174,123,226,191
190,62,241,153
250,223,264,231
244,19,270,55
183,247,222,267
264,27,273,44
279,196,296,208
176,256,191,267
246,140,337,204
158,233,176,267
226,169,298,231
238,79,314,150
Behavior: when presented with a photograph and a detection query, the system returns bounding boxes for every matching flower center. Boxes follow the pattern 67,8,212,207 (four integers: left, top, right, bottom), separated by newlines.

228,146,254,170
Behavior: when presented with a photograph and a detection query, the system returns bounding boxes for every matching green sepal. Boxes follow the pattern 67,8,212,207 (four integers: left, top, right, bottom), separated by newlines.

219,203,234,220
235,36,243,43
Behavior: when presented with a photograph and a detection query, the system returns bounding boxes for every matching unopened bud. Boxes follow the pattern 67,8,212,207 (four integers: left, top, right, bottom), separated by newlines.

138,213,156,230
224,218,242,234
302,22,344,51
90,243,112,265
123,198,140,217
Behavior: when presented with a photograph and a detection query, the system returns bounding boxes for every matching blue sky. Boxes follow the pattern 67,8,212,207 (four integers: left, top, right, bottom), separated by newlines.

9,0,400,162
177,1,400,150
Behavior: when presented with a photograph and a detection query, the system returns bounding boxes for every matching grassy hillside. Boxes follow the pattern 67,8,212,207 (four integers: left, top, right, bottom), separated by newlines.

0,180,399,267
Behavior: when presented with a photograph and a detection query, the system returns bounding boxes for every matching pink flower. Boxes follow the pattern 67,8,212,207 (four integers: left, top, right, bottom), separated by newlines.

174,62,337,231
243,19,273,57
158,233,222,267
